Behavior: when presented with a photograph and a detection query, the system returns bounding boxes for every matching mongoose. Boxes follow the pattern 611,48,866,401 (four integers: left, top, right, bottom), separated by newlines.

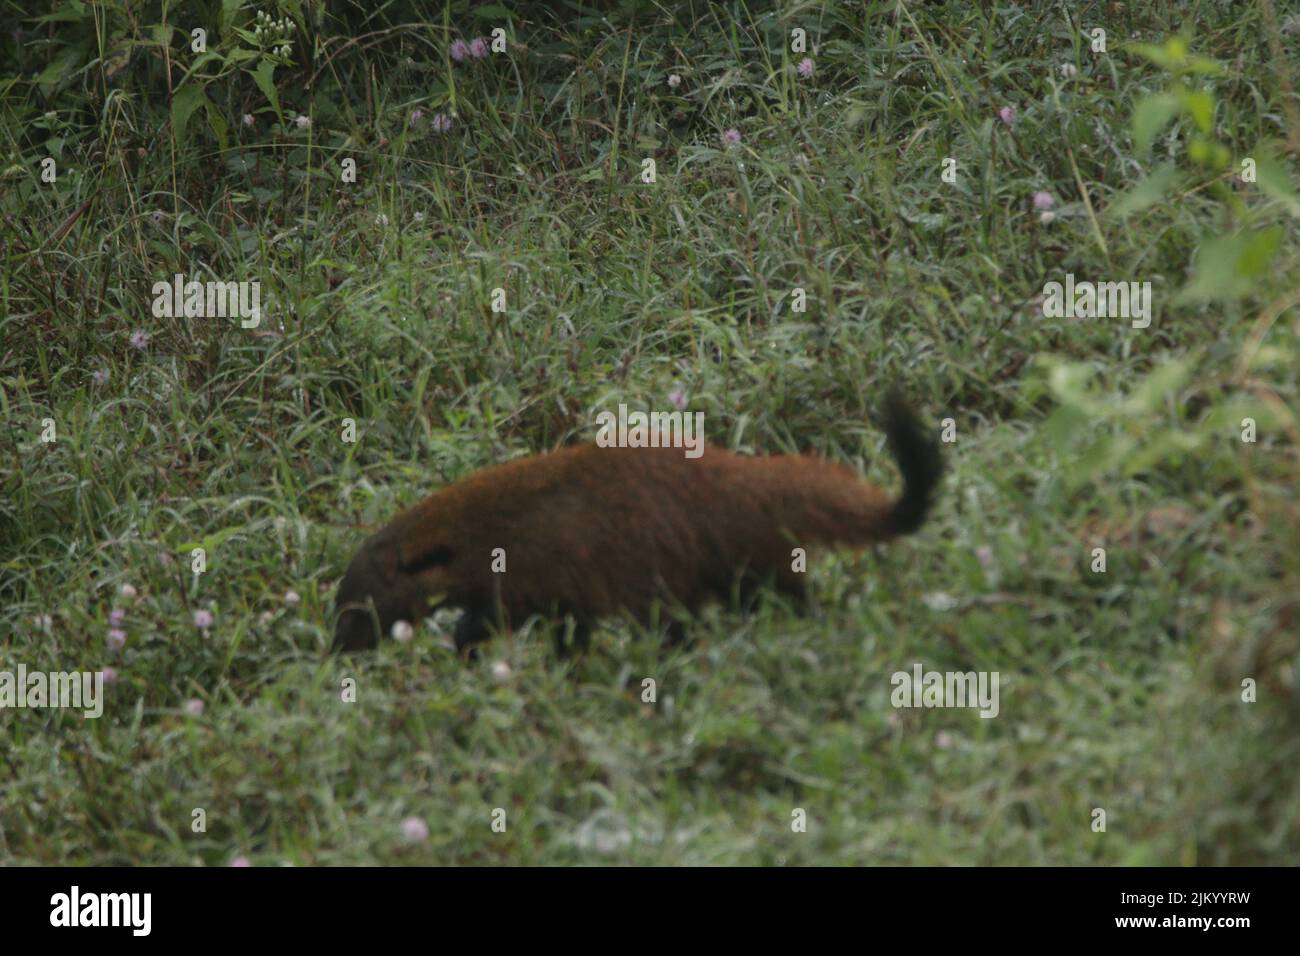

331,393,942,655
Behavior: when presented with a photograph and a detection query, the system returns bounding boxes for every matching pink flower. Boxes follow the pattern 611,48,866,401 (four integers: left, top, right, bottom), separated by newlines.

450,39,469,62
722,128,741,146
193,609,214,629
409,109,424,127
129,329,149,349
92,368,109,386
109,609,125,625
99,667,119,685
229,855,252,867
183,698,205,717
1032,191,1055,210
431,112,452,133
469,37,488,59
975,545,993,568
796,57,813,79
400,816,430,842
936,732,954,749
998,106,1016,127
668,388,688,411
107,629,127,651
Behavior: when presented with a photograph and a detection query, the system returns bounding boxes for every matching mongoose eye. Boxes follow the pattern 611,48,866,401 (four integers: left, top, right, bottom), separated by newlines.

399,546,456,574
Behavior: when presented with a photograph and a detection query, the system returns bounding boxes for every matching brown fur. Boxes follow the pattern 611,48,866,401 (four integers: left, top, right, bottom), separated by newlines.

332,399,941,654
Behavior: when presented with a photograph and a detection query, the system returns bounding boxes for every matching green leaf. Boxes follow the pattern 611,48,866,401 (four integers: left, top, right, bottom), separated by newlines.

1123,360,1190,415
221,0,244,31
472,4,514,18
1132,94,1180,154
1130,42,1175,69
171,84,208,148
1121,429,1201,477
1106,163,1179,218
204,97,229,152
1176,227,1283,304
251,59,282,122
1237,225,1283,275
1181,90,1214,134
1251,148,1300,217
175,525,245,555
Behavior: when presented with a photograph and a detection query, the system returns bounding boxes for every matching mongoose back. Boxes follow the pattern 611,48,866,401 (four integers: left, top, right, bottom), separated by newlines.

332,394,941,655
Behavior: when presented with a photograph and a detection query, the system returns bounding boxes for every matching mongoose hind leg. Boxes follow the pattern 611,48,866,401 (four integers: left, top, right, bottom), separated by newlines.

553,616,591,659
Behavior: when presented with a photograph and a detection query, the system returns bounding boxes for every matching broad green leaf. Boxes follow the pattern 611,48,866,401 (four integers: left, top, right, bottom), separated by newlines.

251,59,282,122
221,0,243,31
1123,360,1190,415
1182,90,1213,133
1132,94,1180,154
1122,429,1201,476
1106,163,1179,218
1176,227,1283,304
1131,42,1175,69
204,98,229,152
171,84,208,147
1238,225,1284,275
1252,148,1300,217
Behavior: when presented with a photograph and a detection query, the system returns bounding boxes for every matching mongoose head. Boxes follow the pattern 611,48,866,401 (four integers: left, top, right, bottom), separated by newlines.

331,529,460,651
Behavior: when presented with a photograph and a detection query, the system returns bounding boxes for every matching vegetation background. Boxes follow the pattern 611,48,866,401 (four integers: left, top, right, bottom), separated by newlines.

1,0,1297,864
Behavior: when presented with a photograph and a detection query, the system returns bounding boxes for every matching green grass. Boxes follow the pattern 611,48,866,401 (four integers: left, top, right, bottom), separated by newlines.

1,0,1297,865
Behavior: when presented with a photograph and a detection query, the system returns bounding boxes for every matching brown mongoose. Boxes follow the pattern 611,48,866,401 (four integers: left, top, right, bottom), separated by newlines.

331,393,941,655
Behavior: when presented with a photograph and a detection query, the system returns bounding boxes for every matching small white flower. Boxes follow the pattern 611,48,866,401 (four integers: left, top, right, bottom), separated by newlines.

1060,63,1077,79
391,620,414,642
667,73,681,89
1040,210,1056,225
923,592,958,612
400,816,430,842
412,212,425,223
243,113,254,127
293,114,311,130
490,660,512,682
376,213,389,228
284,590,300,607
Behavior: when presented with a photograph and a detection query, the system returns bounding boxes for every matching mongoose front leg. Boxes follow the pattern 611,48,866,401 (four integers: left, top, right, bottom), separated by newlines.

454,608,493,658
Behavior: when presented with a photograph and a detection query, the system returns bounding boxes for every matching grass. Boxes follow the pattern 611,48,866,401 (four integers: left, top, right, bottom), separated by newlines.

0,0,1297,865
